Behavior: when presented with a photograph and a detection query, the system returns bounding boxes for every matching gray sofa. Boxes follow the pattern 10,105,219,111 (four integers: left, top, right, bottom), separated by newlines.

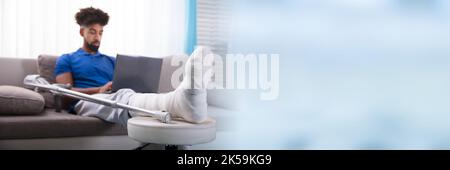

0,56,181,149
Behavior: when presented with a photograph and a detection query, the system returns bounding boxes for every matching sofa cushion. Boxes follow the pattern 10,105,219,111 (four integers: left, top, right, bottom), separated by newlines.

0,109,127,139
37,54,58,108
37,54,58,84
0,86,45,115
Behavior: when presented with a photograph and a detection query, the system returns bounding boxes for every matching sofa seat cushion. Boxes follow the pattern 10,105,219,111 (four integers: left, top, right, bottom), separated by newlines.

0,109,127,139
0,85,45,115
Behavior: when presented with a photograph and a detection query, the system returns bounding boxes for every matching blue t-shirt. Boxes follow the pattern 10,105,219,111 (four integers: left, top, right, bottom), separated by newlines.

54,48,115,88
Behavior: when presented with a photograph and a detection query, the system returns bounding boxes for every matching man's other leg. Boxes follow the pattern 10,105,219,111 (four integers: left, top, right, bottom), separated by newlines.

74,89,136,127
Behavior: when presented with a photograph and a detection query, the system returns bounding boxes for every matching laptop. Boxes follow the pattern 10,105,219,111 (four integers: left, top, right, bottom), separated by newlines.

111,54,163,93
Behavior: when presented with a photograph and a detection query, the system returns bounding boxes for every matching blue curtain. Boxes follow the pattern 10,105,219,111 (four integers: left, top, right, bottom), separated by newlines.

185,0,197,54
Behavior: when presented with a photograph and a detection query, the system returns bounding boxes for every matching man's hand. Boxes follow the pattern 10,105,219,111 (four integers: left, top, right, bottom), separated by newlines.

98,81,113,93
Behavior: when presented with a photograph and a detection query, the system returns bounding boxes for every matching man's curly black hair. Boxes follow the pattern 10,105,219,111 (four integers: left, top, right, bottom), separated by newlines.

75,7,109,26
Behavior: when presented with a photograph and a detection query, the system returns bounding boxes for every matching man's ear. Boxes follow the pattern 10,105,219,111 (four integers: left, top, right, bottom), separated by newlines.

79,27,84,37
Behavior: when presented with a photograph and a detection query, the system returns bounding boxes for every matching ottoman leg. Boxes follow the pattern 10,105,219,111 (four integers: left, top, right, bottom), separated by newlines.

134,143,151,150
164,145,189,150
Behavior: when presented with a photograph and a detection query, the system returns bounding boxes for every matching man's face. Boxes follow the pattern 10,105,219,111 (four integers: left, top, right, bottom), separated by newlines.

80,24,104,52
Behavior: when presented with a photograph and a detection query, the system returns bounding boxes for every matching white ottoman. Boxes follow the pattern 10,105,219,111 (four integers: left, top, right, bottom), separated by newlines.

127,116,216,148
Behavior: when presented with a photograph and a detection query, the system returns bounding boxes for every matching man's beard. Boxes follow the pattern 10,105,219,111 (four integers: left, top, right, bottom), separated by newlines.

85,41,100,52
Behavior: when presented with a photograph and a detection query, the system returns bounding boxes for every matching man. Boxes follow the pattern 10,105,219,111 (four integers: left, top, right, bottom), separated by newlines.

55,7,213,126
55,7,114,96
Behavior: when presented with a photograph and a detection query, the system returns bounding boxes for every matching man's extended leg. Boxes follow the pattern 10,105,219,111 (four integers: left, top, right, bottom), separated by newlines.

128,46,214,123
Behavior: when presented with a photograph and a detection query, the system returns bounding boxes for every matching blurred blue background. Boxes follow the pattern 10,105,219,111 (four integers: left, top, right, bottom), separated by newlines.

214,0,450,149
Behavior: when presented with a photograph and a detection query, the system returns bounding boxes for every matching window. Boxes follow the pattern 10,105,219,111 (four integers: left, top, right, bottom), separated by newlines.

196,0,230,88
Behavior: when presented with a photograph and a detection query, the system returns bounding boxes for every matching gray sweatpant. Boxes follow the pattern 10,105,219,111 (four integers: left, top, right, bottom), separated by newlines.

74,89,136,127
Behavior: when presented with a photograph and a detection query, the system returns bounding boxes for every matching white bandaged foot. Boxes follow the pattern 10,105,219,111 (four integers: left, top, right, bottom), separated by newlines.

128,46,214,123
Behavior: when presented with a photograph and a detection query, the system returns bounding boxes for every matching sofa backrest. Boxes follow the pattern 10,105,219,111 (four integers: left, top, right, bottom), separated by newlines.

0,55,187,92
0,58,38,87
159,55,186,93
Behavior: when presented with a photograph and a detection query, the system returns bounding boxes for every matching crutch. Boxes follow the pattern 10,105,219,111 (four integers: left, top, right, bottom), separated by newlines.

23,75,171,123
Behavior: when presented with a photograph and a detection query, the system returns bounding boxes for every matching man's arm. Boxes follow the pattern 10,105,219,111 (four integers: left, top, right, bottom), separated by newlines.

55,72,111,94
